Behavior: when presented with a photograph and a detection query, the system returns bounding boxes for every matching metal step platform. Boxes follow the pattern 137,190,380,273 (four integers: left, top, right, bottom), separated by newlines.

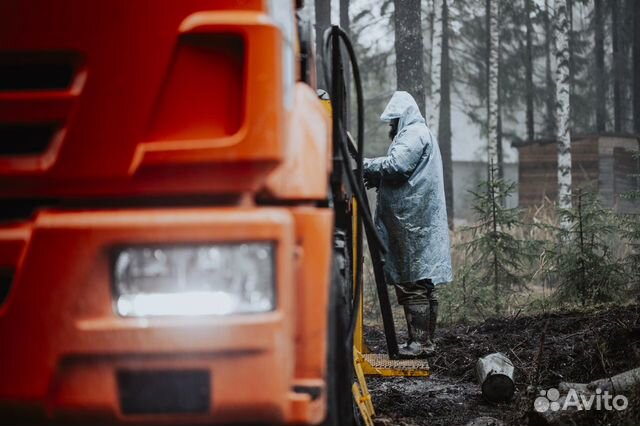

358,352,430,377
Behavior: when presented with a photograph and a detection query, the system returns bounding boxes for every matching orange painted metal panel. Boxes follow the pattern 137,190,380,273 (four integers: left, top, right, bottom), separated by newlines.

291,207,333,381
0,224,30,269
0,208,302,423
0,1,283,198
0,1,335,424
264,84,332,200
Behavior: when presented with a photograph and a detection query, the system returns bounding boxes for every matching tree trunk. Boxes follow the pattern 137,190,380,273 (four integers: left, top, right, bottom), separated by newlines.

567,0,574,121
339,0,349,34
428,0,443,134
497,56,504,181
487,0,499,166
525,0,535,141
594,0,606,132
532,367,640,425
426,0,435,102
612,0,623,132
439,0,453,228
559,367,640,394
545,0,555,137
340,0,350,127
393,0,426,115
555,0,573,225
315,0,332,90
634,0,640,133
623,0,633,133
486,0,490,137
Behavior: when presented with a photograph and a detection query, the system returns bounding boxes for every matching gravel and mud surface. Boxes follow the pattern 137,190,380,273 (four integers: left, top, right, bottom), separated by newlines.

364,304,640,425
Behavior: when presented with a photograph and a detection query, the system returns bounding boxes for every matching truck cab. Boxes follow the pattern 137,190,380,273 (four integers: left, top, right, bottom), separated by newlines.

0,1,339,424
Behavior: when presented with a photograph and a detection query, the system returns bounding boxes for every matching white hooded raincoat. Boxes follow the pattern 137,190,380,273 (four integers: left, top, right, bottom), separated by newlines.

364,91,453,285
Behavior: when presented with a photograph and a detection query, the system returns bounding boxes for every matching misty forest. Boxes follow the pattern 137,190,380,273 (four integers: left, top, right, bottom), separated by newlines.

310,0,640,424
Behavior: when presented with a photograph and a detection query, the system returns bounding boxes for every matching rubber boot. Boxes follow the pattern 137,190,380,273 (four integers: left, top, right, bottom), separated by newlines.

399,305,417,355
403,307,415,343
398,305,430,358
423,300,438,356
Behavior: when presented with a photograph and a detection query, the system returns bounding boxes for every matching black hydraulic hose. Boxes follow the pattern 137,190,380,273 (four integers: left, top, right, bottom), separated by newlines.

323,26,363,346
323,26,401,359
333,29,368,344
322,26,389,351
322,27,386,254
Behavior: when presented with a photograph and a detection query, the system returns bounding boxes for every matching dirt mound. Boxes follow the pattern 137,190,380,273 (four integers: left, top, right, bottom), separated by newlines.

365,304,640,425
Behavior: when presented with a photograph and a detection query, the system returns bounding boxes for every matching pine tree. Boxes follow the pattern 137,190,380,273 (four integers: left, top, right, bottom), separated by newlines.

459,163,542,315
553,190,625,306
439,250,492,324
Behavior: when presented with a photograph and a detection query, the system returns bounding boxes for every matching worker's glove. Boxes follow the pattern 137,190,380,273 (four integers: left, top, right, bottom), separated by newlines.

362,162,379,189
363,174,380,190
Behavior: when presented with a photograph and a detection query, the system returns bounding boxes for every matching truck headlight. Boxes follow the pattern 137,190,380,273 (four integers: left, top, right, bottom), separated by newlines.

112,243,275,317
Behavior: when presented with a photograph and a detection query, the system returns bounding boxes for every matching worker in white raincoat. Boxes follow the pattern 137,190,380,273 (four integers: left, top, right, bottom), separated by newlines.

363,91,453,357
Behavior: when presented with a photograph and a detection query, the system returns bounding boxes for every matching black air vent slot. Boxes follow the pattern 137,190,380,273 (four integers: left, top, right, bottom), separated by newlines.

117,370,210,415
0,123,57,156
0,61,75,91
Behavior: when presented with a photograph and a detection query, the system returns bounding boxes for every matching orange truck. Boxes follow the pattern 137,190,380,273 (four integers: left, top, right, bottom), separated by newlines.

0,1,361,424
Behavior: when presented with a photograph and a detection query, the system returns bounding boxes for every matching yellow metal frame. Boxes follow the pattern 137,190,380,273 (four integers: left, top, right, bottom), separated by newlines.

352,350,375,426
349,149,430,425
352,197,430,378
351,198,374,425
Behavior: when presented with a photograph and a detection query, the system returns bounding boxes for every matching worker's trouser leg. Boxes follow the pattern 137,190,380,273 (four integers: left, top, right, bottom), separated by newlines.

394,279,437,306
394,279,438,357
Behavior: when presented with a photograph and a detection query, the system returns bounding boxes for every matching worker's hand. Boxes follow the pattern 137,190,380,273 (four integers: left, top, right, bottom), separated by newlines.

362,162,379,189
364,174,380,190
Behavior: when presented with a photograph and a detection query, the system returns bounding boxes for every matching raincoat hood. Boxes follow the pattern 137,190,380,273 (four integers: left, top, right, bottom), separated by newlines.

380,91,425,132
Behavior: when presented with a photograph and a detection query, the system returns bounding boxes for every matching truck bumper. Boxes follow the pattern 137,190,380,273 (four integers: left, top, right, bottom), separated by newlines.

0,207,326,425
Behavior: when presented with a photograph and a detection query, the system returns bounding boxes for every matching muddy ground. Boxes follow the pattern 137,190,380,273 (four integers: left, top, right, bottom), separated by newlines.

364,304,640,425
